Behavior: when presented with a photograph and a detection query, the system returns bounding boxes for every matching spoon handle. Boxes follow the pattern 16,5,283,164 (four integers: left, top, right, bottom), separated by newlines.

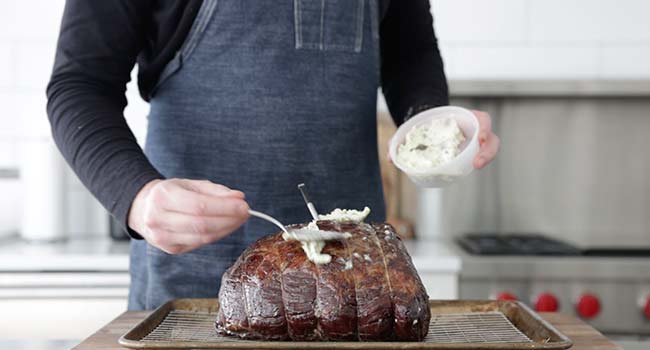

297,183,319,220
248,209,289,234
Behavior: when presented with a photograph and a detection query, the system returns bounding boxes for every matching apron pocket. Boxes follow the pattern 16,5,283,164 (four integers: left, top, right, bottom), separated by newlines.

294,0,365,52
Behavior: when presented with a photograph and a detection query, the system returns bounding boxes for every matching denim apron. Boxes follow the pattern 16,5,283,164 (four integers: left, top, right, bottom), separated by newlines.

129,0,385,310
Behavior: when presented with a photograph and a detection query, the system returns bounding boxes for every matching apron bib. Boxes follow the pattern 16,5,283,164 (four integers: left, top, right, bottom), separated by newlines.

129,0,385,310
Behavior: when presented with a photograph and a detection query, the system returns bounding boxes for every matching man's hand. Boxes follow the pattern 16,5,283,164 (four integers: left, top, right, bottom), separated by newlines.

128,179,250,254
471,110,500,169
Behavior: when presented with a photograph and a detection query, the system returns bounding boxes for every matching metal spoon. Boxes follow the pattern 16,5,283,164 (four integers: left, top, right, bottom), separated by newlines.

247,209,349,241
297,183,319,220
248,209,290,235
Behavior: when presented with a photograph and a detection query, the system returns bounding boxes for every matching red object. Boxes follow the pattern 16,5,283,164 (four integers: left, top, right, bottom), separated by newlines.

642,296,650,319
576,293,601,319
495,291,517,301
535,293,560,312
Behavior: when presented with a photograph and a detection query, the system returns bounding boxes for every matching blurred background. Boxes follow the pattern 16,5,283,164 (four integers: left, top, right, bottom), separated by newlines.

0,0,649,349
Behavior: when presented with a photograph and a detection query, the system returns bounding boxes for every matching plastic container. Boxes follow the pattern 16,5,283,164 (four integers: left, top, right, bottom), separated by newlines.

389,106,479,187
19,138,67,242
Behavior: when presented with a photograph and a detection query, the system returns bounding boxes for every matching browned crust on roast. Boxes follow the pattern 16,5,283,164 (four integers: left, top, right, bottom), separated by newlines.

240,235,288,340
341,221,393,340
216,249,250,336
374,223,430,341
277,224,319,340
313,221,358,340
216,221,429,341
216,235,288,340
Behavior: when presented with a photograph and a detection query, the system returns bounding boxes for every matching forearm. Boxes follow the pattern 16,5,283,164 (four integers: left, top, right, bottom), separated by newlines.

46,0,162,237
380,0,449,125
382,48,449,122
46,82,163,236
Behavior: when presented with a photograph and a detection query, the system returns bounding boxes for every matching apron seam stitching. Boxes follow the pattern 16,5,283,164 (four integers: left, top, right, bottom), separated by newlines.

181,0,219,59
294,0,302,49
355,0,365,52
319,0,325,50
148,0,218,98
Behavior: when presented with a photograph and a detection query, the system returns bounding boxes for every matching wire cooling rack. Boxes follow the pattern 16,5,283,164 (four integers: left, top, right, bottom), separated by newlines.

141,310,531,344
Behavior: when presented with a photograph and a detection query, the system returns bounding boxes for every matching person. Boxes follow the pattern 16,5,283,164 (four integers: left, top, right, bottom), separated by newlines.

47,0,500,310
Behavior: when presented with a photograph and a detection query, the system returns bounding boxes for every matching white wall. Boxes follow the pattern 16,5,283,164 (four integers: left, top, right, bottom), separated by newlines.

433,0,650,79
0,0,649,237
0,0,148,237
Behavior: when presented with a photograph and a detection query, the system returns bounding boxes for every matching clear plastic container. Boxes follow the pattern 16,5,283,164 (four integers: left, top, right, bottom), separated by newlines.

389,106,479,187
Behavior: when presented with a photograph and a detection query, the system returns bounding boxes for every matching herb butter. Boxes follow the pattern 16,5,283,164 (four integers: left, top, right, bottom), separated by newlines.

396,117,465,171
286,207,371,265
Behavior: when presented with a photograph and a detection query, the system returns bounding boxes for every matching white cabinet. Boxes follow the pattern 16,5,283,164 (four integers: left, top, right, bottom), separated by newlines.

0,298,127,339
419,272,459,300
407,240,463,300
0,272,129,340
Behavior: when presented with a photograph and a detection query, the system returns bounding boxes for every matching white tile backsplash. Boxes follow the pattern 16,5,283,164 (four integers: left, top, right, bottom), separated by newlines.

12,0,65,40
433,0,528,44
0,93,22,138
528,0,608,43
437,44,457,81
431,0,650,79
0,1,17,41
0,179,21,236
0,44,14,88
597,0,650,43
0,141,18,168
65,163,84,190
599,46,650,79
12,92,51,138
446,46,600,80
529,0,650,44
66,188,109,237
14,41,57,90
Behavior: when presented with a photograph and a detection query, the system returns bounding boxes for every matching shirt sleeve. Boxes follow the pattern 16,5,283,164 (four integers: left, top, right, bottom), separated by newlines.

46,0,164,239
380,0,449,126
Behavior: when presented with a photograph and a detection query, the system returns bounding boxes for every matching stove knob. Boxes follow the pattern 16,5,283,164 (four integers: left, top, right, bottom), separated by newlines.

576,293,601,319
642,296,650,320
495,291,517,301
535,293,559,312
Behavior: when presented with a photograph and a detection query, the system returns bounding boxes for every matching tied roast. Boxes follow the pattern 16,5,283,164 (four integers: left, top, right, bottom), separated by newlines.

215,221,430,341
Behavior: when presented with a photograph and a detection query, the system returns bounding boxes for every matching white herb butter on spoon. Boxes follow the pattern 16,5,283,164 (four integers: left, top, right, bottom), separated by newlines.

284,207,371,265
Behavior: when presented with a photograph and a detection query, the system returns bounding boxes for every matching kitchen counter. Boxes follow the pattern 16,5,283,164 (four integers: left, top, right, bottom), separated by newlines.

448,79,650,97
0,237,131,341
0,236,460,273
404,239,462,273
0,236,129,271
72,310,621,350
0,236,462,304
0,339,79,350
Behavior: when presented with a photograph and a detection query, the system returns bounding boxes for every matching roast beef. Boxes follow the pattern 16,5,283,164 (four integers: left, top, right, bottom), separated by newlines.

215,221,430,341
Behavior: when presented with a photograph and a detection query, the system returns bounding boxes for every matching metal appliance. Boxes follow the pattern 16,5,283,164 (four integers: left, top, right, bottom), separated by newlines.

0,168,20,240
455,234,650,349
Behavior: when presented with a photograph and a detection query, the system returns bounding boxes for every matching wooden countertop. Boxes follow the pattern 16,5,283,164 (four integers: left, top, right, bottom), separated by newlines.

73,311,621,350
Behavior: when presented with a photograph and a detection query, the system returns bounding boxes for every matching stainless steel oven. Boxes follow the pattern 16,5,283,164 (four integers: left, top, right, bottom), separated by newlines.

455,234,650,349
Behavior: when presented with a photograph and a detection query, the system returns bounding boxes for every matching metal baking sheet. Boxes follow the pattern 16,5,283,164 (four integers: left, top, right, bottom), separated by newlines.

119,299,573,349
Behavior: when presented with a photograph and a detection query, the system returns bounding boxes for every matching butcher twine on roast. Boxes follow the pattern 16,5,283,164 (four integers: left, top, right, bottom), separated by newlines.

215,221,430,341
